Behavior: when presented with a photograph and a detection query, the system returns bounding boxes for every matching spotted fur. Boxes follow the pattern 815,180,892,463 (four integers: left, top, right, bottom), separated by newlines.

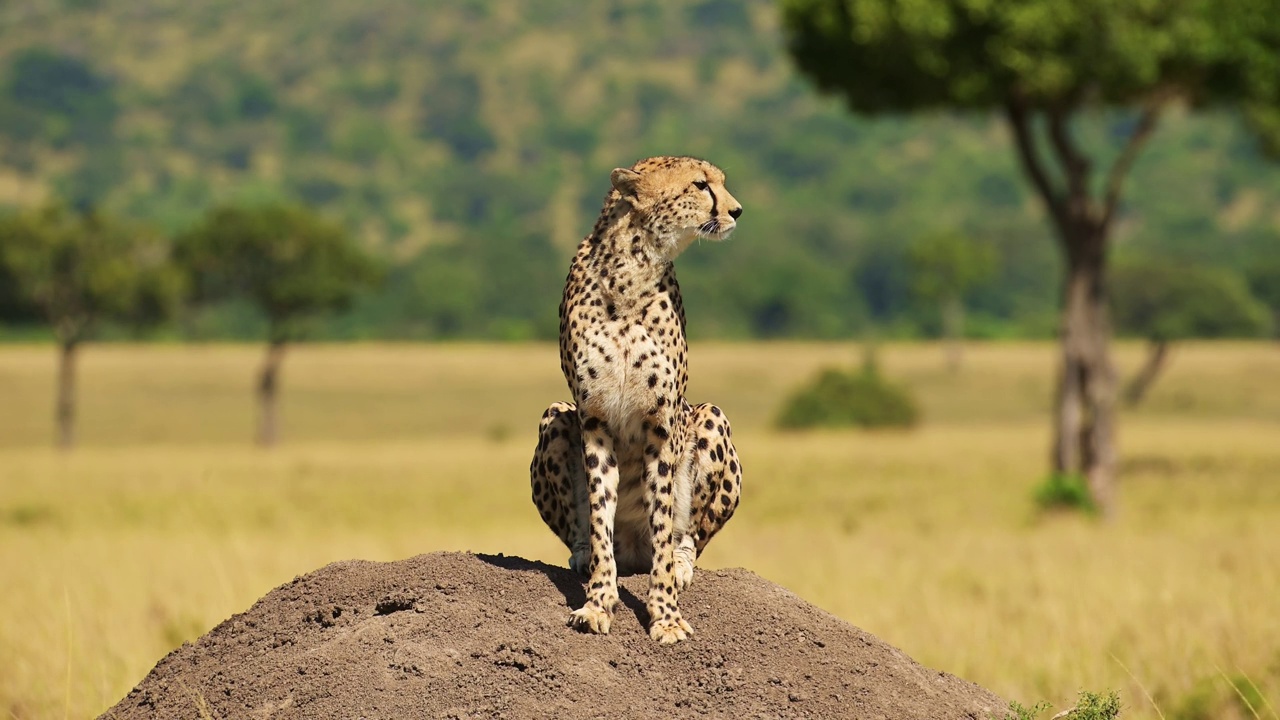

530,156,744,644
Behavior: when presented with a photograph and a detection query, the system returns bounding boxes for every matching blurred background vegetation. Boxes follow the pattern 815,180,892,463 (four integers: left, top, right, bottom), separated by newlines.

0,0,1276,345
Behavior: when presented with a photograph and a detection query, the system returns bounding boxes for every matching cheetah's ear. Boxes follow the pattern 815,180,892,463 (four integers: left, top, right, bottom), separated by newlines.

610,168,642,198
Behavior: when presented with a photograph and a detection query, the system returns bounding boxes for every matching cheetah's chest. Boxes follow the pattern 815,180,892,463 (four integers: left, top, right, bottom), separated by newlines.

571,318,683,436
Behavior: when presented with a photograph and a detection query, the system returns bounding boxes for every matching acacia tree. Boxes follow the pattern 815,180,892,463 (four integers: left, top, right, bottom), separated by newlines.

1112,261,1271,404
0,204,183,449
782,0,1280,514
178,203,380,447
907,231,996,372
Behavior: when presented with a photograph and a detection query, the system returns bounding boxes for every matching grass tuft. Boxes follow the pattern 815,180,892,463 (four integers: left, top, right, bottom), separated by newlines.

1033,473,1097,514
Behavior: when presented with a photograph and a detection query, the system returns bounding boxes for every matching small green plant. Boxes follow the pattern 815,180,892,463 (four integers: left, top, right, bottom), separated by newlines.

776,354,920,430
995,691,1121,720
1034,472,1097,514
1073,691,1122,720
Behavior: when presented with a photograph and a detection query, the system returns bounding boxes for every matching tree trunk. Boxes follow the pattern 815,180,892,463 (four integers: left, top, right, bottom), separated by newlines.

1004,96,1163,519
1053,230,1118,517
257,340,286,447
942,294,964,373
55,340,78,451
1123,339,1169,406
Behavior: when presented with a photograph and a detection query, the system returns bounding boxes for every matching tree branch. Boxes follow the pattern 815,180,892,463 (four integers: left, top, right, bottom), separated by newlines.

1101,95,1168,226
1047,103,1090,210
1004,96,1065,226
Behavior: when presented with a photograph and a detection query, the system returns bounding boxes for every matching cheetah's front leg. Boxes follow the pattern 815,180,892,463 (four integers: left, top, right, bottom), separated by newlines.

567,413,621,635
644,412,694,644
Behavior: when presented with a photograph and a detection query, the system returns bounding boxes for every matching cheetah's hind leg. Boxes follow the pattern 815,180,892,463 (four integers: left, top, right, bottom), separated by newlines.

530,401,591,573
676,403,742,590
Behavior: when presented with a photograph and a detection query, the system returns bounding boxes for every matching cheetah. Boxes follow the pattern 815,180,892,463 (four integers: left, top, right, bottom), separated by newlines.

530,156,744,644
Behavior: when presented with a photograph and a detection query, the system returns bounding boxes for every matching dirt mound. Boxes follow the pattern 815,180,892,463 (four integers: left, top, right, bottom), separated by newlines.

102,552,1004,719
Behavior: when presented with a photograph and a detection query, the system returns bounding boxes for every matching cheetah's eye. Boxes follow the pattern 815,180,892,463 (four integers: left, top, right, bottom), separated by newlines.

693,180,709,191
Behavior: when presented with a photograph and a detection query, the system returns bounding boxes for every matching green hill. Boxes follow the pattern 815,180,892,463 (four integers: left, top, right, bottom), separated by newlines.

1,0,1278,339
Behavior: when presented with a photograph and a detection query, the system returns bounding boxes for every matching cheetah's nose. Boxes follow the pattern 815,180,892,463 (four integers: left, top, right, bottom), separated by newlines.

729,206,743,220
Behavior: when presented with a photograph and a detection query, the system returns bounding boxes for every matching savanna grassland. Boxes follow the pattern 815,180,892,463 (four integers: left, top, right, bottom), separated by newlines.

1,342,1278,719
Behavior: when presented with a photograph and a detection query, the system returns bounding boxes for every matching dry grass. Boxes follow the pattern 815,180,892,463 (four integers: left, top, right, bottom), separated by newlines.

0,341,1277,719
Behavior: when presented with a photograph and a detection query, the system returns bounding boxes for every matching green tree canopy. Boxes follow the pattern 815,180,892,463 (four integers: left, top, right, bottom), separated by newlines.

177,203,382,342
0,203,182,344
782,0,1280,113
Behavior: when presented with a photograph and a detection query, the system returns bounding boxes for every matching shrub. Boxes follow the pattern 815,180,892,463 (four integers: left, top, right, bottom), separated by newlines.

1073,691,1122,720
776,360,919,430
995,691,1121,720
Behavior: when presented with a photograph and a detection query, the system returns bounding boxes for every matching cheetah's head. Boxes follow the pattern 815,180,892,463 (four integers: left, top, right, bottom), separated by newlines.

609,156,743,255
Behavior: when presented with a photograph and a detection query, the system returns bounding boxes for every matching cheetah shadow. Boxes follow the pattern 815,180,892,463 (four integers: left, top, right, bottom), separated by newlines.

477,553,650,629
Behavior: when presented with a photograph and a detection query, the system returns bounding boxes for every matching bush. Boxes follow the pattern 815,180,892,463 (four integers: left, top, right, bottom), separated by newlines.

776,361,919,430
1033,473,1097,514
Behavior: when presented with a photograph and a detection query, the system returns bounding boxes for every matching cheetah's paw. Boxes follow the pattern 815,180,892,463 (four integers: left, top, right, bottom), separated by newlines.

649,613,693,644
568,604,613,635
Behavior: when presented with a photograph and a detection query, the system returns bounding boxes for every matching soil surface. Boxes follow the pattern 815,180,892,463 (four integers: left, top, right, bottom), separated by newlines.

101,552,1005,720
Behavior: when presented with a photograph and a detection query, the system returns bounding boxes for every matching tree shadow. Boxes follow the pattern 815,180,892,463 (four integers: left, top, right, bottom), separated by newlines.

476,553,649,628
